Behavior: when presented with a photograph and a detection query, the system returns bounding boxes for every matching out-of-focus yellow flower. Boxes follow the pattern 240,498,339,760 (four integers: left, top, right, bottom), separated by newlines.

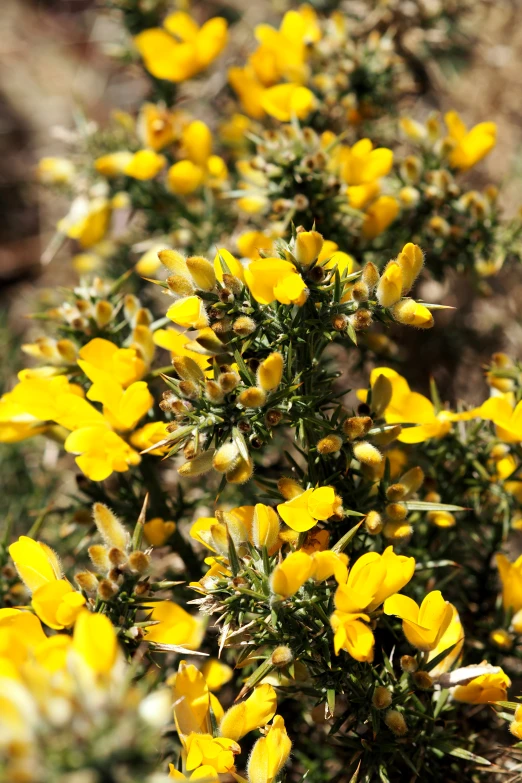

37,156,75,185
245,258,307,306
138,103,188,151
260,83,315,122
362,196,399,239
143,517,176,547
277,486,339,532
427,605,464,677
247,715,292,783
358,368,453,443
496,553,522,616
72,610,118,675
444,111,497,171
168,121,228,195
384,590,453,651
95,149,166,180
201,659,233,692
32,580,86,630
219,683,277,741
341,139,393,198
142,601,204,650
475,395,522,443
169,765,219,782
134,12,228,83
453,668,511,704
58,196,111,248
237,231,275,260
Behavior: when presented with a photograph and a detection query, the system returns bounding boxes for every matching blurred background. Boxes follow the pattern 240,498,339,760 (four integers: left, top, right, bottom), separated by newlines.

1,0,522,518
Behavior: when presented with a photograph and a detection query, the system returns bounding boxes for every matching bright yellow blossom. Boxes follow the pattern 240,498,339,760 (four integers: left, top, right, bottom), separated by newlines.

134,12,228,83
219,683,277,741
143,601,204,650
453,668,511,704
277,486,339,532
247,715,292,783
384,590,453,651
245,258,307,306
444,111,497,171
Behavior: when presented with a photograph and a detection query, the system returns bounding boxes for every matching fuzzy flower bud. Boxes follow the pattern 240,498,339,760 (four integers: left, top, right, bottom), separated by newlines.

376,261,402,307
386,484,407,502
93,503,129,551
257,352,284,391
371,373,393,417
372,687,392,710
400,655,418,673
351,282,369,302
343,416,372,440
227,455,254,484
278,477,304,500
391,299,434,329
385,709,408,736
362,262,380,291
74,571,99,593
238,387,267,408
213,442,240,473
271,646,293,667
173,356,205,383
94,300,113,328
252,503,280,551
233,316,256,336
386,503,407,521
178,449,216,477
317,435,343,454
186,256,216,291
413,671,433,690
219,372,240,393
365,510,383,535
353,441,383,467
167,274,195,296
128,551,151,574
88,545,111,573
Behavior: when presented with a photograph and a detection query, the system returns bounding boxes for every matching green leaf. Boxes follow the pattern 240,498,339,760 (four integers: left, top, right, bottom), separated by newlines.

448,748,490,766
327,688,336,717
331,520,363,553
404,501,467,512
227,529,240,577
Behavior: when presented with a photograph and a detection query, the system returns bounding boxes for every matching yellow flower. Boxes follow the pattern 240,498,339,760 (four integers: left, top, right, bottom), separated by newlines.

153,329,210,372
143,517,176,547
32,581,85,630
167,121,228,195
277,486,338,532
270,551,314,598
496,553,522,614
169,765,218,782
64,426,142,481
78,338,147,390
252,503,280,553
0,609,47,666
134,12,228,83
453,669,511,704
257,353,284,391
184,733,240,774
260,83,315,122
237,231,275,260
247,715,292,783
444,111,497,171
475,395,522,443
172,660,222,737
384,590,453,652
427,604,464,677
362,196,399,239
245,258,307,306
201,659,233,692
142,601,204,650
376,261,403,307
358,368,452,443
95,150,166,180
334,547,415,614
58,196,111,248
330,611,374,662
214,248,246,284
9,536,63,592
219,683,277,741
72,610,118,674
138,103,186,151
167,296,209,329
341,139,394,189
37,156,75,185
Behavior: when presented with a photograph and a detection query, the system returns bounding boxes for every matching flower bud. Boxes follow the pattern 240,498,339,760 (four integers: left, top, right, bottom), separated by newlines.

351,282,369,302
271,645,293,667
167,274,195,296
510,721,522,740
384,709,407,736
278,477,304,500
365,510,383,535
386,503,407,521
94,300,113,328
227,455,254,484
238,387,267,408
413,671,433,690
219,372,240,393
266,409,283,427
295,230,324,266
391,299,434,329
386,484,406,501
489,628,513,650
426,510,455,528
349,309,373,331
74,571,99,593
331,314,348,331
195,329,225,353
97,578,119,600
159,250,189,276
362,262,379,291
383,520,412,542
88,545,111,573
222,273,243,295
257,352,284,391
353,441,383,467
93,503,129,551
213,442,240,473
376,261,402,307
205,380,225,403
400,655,418,673
252,503,280,550
372,424,402,446
317,435,343,454
233,316,256,336
173,356,205,383
400,466,424,496
179,380,200,399
343,416,372,440
372,686,392,710
186,256,216,291
178,449,216,477
128,551,151,574
108,547,127,567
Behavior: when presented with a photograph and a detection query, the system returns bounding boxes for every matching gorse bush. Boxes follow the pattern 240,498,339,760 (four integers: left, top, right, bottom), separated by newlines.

1,1,522,782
